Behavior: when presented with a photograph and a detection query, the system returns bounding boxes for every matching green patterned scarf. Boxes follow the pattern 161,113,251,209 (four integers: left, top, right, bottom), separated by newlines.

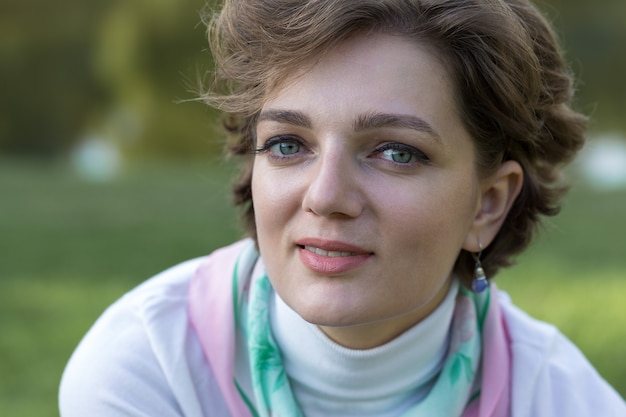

242,273,489,417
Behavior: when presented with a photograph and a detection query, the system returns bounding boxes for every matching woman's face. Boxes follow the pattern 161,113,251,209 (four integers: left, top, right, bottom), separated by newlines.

252,33,483,349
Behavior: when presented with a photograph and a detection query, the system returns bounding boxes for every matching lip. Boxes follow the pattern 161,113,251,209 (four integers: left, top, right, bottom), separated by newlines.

296,238,373,275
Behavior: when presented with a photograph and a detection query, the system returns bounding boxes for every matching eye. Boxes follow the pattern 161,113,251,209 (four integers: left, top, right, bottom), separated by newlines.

255,135,306,160
383,148,413,163
373,143,430,165
273,140,300,156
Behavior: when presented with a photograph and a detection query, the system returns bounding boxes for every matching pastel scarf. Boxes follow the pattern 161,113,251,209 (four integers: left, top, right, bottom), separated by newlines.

189,239,511,417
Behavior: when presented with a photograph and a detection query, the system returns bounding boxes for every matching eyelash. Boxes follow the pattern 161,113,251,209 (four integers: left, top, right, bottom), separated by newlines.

372,143,431,166
255,136,430,166
254,135,305,159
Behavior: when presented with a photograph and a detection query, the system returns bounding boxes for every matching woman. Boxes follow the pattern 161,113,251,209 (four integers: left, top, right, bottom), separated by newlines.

60,0,626,416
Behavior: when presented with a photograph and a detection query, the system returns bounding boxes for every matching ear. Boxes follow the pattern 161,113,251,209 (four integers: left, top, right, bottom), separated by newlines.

463,160,524,252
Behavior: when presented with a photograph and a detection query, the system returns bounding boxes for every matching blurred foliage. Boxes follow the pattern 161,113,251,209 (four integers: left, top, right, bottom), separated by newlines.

1,0,625,159
536,0,626,132
1,0,221,158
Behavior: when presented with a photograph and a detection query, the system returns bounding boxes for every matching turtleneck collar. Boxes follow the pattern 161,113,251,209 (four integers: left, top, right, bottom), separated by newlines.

270,279,460,417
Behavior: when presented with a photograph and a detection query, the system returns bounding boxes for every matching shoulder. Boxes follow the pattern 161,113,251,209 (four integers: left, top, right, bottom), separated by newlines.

58,245,246,417
499,292,626,417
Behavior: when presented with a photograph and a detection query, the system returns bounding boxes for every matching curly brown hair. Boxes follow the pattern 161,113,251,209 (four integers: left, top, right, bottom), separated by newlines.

200,0,587,288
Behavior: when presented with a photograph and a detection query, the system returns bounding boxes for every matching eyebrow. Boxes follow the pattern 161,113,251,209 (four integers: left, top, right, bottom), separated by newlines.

353,112,441,142
257,109,440,142
257,110,312,129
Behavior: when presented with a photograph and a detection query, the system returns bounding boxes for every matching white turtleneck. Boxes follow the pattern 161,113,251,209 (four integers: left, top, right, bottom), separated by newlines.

270,279,460,417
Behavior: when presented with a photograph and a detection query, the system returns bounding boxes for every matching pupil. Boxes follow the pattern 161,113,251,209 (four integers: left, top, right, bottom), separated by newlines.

392,150,411,163
279,142,299,155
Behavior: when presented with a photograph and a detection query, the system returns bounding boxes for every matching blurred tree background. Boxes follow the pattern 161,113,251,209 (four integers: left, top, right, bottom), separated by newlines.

1,0,625,158
1,0,625,415
1,0,220,159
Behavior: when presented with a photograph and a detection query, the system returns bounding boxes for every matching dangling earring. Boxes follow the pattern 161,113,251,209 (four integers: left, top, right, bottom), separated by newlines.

471,243,488,293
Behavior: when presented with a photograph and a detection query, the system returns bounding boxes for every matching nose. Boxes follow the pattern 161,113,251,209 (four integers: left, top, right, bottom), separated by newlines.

301,147,364,218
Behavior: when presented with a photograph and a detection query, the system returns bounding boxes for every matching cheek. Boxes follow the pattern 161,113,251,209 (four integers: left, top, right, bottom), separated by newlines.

251,170,274,234
380,176,478,249
251,165,300,238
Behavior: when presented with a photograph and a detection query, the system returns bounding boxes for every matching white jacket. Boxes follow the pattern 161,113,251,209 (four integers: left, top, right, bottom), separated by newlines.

59,254,626,416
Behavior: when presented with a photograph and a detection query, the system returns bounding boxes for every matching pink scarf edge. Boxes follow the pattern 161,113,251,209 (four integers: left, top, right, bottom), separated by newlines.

188,240,253,417
463,284,512,417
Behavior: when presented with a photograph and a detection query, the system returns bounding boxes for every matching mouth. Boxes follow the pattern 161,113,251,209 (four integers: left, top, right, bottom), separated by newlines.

295,239,373,275
301,245,358,258
296,238,371,256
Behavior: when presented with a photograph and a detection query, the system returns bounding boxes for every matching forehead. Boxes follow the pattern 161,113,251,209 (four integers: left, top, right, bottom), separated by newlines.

260,33,463,140
265,33,453,104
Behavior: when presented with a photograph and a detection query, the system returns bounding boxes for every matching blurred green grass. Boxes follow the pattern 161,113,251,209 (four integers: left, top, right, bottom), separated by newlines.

1,158,625,416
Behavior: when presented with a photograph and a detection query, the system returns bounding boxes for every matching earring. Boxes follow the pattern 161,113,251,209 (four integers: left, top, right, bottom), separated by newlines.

471,243,488,293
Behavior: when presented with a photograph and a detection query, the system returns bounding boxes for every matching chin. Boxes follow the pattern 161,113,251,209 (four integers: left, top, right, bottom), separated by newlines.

291,299,370,328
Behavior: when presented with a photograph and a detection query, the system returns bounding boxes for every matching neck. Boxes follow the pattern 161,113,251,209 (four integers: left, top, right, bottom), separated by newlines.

270,280,460,416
